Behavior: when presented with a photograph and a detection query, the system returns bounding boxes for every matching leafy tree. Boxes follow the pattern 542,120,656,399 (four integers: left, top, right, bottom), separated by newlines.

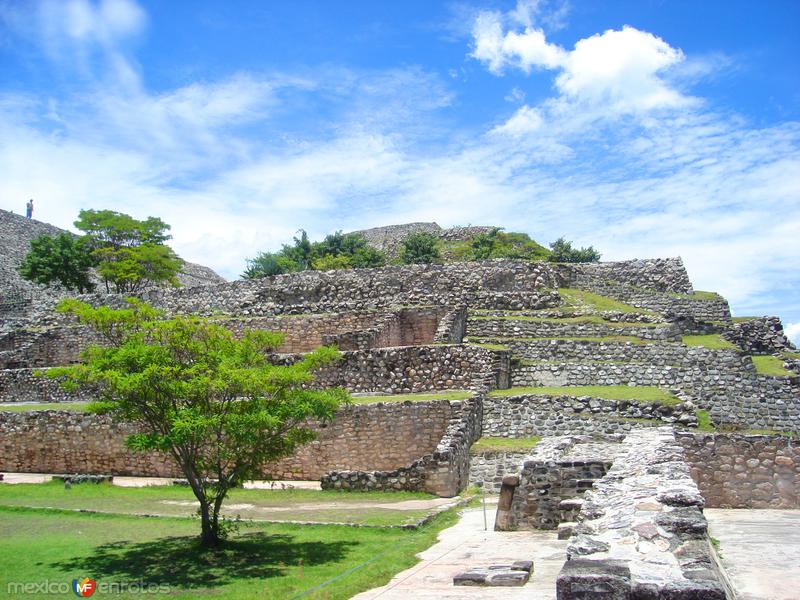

547,237,601,263
74,209,171,248
242,252,300,278
242,231,385,278
94,244,183,293
399,232,441,265
18,232,95,293
311,254,352,271
48,298,348,547
74,209,183,293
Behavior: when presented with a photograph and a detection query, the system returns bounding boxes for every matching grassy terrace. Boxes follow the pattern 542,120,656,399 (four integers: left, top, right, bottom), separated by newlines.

350,391,472,404
0,402,90,412
470,436,541,454
751,355,796,377
0,502,460,600
469,314,663,327
488,385,681,405
695,409,798,437
469,335,655,345
0,482,442,527
669,290,723,301
681,334,738,350
558,288,654,314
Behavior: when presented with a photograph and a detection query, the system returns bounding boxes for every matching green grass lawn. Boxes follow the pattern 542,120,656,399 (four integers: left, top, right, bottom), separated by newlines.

0,402,90,412
751,355,795,377
681,334,738,350
557,288,652,314
670,290,723,301
350,391,472,404
0,482,438,527
488,385,680,404
470,436,541,454
0,504,459,599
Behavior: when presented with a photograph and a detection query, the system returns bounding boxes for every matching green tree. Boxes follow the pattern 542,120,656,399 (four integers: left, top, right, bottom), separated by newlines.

311,254,352,271
74,209,183,292
399,232,441,265
48,298,348,547
18,232,96,293
241,251,300,278
547,237,601,263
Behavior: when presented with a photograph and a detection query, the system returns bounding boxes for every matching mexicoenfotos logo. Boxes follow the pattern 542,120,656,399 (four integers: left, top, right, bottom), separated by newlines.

72,578,96,597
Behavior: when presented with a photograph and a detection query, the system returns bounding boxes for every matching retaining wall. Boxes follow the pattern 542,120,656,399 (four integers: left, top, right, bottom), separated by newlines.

677,432,800,508
0,401,453,481
467,317,680,341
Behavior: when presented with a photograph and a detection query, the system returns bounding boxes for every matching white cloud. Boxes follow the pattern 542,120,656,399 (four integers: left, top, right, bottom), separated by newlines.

40,0,146,44
785,323,800,347
491,104,543,135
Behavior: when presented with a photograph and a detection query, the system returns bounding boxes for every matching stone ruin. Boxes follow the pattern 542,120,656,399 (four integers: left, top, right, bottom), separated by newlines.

1,208,798,598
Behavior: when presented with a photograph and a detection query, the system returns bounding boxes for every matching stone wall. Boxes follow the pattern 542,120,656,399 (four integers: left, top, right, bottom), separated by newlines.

467,317,680,342
568,258,694,294
321,397,483,496
482,394,695,438
348,222,496,259
677,432,800,508
493,339,746,369
556,428,729,600
0,401,452,480
469,451,529,493
723,316,797,354
0,369,97,403
496,437,621,531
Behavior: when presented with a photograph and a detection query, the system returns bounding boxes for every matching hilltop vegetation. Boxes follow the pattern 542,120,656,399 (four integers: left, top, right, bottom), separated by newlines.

243,226,600,278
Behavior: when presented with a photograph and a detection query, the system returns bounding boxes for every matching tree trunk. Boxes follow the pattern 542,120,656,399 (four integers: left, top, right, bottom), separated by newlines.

199,500,220,547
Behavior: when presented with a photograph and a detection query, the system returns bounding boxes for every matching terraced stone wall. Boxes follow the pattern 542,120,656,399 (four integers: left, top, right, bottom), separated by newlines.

482,394,695,438
0,401,453,480
569,258,694,294
469,451,528,492
467,317,680,341
677,432,800,508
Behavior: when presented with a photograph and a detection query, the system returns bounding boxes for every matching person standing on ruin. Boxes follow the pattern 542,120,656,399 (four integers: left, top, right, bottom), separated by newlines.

25,199,33,219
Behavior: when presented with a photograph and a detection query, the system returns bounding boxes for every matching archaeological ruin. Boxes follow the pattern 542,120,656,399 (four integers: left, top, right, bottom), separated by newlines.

1,208,798,598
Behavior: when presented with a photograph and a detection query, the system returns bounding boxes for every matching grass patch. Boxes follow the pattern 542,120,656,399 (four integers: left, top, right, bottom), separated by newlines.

0,402,90,412
558,288,650,314
470,335,654,345
488,385,680,404
470,436,541,454
671,290,723,301
0,481,437,527
732,316,759,323
469,342,509,351
682,334,738,350
350,391,472,404
0,503,460,599
470,315,662,328
696,409,715,432
751,355,795,377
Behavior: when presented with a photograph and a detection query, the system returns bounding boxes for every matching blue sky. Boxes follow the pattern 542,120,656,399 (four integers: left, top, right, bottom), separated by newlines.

1,0,799,341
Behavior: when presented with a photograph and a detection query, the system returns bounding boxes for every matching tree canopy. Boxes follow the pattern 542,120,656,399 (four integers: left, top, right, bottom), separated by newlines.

399,232,441,265
48,298,348,547
17,232,95,293
243,230,385,278
547,237,602,263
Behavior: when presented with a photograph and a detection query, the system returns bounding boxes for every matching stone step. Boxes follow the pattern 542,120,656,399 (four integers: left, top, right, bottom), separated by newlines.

453,560,534,587
557,522,576,540
558,498,584,511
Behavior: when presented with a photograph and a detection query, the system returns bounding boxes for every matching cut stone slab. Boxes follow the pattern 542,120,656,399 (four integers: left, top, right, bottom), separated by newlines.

454,561,533,587
558,522,576,540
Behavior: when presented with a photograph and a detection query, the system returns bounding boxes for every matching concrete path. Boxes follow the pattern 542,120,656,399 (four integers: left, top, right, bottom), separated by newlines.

705,509,800,600
353,502,567,599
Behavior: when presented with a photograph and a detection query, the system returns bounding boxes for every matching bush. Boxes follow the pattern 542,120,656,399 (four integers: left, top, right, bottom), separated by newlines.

547,237,601,263
399,232,441,264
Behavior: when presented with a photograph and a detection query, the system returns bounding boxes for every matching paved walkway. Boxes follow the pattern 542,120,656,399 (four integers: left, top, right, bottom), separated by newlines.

705,509,800,600
353,502,567,599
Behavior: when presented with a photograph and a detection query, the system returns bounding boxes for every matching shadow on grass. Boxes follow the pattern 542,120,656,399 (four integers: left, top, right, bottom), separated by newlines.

50,532,357,588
